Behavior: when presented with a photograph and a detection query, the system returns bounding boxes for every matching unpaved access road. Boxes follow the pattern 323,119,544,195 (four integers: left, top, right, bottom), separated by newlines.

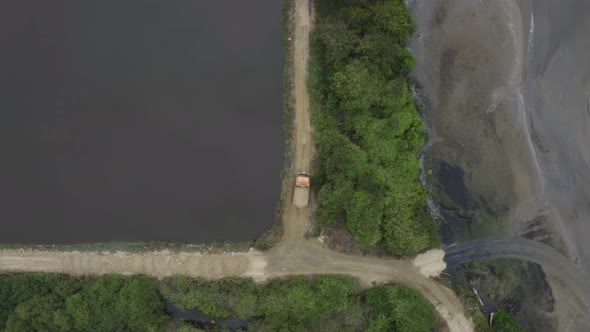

0,1,472,331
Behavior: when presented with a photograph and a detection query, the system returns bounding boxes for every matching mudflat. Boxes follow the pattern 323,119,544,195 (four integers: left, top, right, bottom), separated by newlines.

410,0,590,330
411,0,590,265
411,0,538,241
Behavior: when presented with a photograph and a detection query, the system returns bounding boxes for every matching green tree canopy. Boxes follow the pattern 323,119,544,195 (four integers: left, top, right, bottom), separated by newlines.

2,274,168,332
365,285,438,332
493,310,526,332
310,0,439,255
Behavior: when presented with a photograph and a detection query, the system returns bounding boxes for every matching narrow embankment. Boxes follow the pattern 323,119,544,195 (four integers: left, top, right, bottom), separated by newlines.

0,249,266,279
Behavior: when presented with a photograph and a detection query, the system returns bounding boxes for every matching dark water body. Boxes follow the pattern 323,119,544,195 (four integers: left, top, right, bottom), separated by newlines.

437,161,468,210
165,302,248,330
0,0,284,244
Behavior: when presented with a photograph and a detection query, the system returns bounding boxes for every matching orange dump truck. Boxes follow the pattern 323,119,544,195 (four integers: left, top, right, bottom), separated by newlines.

293,172,310,207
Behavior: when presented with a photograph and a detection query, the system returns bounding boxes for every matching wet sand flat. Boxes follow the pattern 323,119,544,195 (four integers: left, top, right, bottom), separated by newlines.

410,0,590,330
410,0,538,241
521,0,590,275
411,0,590,265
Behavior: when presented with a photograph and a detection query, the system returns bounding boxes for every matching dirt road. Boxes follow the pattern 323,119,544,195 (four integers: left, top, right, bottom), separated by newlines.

278,0,312,252
0,1,473,331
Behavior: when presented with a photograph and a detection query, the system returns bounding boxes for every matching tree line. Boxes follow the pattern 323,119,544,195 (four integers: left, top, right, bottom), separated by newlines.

0,273,438,331
309,0,439,255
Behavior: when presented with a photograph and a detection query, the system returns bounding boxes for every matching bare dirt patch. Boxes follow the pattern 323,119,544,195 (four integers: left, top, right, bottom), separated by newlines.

322,226,354,252
414,249,447,277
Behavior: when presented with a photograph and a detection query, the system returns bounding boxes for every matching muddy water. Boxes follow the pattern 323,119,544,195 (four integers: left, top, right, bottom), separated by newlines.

410,0,538,242
411,0,590,269
0,0,284,243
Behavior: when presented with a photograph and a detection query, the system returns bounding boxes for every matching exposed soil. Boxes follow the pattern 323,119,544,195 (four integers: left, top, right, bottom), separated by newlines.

321,226,354,252
414,249,447,278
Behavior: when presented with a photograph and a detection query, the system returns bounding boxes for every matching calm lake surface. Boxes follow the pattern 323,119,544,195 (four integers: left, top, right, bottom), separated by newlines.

0,0,284,244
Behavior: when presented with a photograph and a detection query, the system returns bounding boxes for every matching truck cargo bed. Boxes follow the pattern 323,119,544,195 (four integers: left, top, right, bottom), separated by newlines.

293,186,309,207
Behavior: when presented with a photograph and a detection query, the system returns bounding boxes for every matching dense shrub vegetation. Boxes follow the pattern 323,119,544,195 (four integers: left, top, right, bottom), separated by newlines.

365,284,437,331
0,273,438,331
491,311,526,332
0,273,167,331
309,0,439,255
